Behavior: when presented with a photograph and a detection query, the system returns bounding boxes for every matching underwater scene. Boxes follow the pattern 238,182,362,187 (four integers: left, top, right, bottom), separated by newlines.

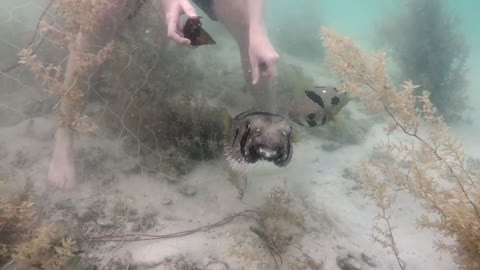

1,0,480,269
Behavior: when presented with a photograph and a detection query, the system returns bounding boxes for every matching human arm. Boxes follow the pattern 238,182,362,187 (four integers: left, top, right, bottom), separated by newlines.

245,0,266,30
245,0,279,85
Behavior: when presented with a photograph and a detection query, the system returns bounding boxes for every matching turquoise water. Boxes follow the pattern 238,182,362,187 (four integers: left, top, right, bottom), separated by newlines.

449,1,480,109
267,0,480,115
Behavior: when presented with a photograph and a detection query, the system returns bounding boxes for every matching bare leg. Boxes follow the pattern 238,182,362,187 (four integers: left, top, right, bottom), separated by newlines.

48,0,140,189
48,34,83,189
212,0,277,112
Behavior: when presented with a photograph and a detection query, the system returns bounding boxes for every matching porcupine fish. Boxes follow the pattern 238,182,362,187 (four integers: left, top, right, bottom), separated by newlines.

289,86,349,127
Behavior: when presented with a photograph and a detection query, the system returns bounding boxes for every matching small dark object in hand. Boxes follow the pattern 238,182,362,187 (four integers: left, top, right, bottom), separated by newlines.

182,17,216,46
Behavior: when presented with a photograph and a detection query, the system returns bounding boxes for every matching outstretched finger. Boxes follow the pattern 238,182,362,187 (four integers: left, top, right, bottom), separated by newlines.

250,58,260,85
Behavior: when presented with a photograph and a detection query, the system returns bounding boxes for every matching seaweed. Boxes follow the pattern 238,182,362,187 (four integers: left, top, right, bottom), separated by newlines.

321,26,480,270
0,179,75,269
377,0,470,122
250,187,305,267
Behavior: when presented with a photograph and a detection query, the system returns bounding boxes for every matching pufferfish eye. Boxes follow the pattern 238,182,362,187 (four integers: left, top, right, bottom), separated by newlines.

306,113,317,127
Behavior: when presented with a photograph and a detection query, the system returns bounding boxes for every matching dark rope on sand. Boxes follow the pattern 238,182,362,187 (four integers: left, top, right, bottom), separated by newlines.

80,209,286,268
80,209,262,242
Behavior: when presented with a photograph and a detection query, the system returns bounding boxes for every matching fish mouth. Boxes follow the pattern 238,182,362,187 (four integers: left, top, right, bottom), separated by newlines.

254,143,292,167
240,133,292,167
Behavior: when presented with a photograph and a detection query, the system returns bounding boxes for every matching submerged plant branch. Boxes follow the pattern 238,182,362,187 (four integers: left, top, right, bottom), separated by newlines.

320,27,480,269
377,86,480,220
377,207,406,270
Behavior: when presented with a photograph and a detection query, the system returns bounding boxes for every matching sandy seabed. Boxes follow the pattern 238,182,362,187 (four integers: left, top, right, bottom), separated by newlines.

0,85,467,269
2,20,476,267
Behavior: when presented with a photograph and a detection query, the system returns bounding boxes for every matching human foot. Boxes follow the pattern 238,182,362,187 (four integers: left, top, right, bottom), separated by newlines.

48,127,76,189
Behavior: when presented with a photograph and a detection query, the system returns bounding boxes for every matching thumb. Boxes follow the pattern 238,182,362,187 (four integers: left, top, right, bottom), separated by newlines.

250,57,259,85
180,0,198,18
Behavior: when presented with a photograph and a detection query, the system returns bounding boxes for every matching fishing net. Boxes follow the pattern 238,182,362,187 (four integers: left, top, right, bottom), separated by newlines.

0,0,254,180
0,2,325,269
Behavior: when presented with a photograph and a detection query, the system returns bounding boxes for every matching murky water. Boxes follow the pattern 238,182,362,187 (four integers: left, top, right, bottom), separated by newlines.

0,1,478,269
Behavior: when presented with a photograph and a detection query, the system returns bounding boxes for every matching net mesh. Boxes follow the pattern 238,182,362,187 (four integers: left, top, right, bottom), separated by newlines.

0,0,252,180
0,1,251,266
0,1,324,268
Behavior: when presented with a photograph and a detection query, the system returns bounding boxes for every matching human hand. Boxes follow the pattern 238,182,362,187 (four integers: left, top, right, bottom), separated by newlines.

160,0,198,45
248,28,279,85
